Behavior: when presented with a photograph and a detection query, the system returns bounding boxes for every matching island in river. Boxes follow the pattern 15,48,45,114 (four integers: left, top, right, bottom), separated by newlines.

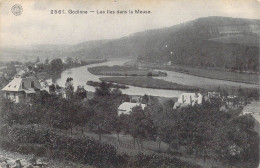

87,80,129,89
100,76,198,91
88,65,167,77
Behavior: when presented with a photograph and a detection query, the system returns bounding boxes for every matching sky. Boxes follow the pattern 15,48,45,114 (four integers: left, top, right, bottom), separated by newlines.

0,0,260,48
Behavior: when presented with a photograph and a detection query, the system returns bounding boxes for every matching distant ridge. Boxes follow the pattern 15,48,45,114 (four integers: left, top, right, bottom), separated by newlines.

68,16,259,72
1,16,259,72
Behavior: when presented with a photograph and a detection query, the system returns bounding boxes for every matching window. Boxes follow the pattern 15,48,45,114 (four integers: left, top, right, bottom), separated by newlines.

22,82,25,89
6,93,10,99
31,81,34,88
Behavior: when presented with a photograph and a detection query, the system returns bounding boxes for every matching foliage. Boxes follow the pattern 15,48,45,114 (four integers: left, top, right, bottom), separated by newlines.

50,58,63,73
0,124,117,167
127,153,202,168
154,101,259,167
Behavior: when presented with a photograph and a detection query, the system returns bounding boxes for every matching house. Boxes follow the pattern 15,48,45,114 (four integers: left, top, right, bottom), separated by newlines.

118,102,146,115
14,65,24,72
130,95,142,103
208,92,221,99
242,101,260,115
173,93,203,109
2,74,42,103
62,57,68,64
163,61,172,66
55,87,67,99
39,79,50,93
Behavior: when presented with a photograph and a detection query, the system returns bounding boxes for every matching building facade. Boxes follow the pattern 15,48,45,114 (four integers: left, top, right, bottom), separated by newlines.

2,74,42,103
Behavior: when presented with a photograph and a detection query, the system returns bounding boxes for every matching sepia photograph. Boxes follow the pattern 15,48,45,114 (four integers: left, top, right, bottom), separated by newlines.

0,0,259,167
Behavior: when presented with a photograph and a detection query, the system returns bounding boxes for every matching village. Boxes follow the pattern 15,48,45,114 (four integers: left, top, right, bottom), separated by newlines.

0,57,259,168
2,59,259,115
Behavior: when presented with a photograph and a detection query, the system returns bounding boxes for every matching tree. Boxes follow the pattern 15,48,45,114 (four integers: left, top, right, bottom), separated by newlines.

65,77,74,99
128,106,156,150
35,57,40,63
49,84,56,92
95,81,111,97
66,57,73,65
50,58,63,73
77,105,94,134
89,96,118,141
44,58,49,64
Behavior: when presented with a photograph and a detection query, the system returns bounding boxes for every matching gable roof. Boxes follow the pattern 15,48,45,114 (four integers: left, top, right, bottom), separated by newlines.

118,102,146,115
2,76,42,92
2,77,23,91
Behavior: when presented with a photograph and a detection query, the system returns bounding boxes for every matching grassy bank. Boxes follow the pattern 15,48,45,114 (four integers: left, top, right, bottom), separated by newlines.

87,80,129,89
88,66,167,77
100,76,198,91
127,61,259,85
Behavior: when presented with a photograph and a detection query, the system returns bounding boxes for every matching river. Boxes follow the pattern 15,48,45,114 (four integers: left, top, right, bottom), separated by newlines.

53,60,259,98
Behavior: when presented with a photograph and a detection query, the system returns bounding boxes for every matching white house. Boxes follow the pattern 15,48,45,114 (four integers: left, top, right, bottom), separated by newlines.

2,74,42,103
39,79,50,93
242,101,260,115
173,93,203,109
118,102,146,115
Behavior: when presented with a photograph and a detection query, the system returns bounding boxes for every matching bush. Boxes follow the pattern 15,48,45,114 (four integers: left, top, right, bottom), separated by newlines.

146,72,153,77
128,153,202,168
48,134,117,167
0,124,118,167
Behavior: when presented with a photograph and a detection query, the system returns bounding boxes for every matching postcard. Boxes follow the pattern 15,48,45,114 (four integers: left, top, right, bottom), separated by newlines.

0,0,259,167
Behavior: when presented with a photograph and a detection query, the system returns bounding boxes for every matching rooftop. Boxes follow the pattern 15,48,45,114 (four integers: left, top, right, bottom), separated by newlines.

2,76,42,92
243,101,260,115
118,102,146,115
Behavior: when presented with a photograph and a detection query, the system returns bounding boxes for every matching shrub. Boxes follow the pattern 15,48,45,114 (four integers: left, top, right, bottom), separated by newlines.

0,124,118,167
146,72,153,77
48,134,117,167
128,153,202,168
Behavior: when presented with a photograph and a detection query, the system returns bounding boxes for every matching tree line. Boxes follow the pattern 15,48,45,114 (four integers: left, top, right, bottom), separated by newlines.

0,81,259,167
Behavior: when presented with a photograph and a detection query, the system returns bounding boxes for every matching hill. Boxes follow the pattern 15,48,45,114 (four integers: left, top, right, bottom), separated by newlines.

68,16,260,72
1,16,259,72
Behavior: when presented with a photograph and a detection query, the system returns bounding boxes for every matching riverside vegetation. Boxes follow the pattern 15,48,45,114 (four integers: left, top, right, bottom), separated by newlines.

0,81,259,168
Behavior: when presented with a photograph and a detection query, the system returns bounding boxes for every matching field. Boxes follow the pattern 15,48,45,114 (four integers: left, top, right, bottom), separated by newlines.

88,66,167,76
130,61,260,85
100,76,198,91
